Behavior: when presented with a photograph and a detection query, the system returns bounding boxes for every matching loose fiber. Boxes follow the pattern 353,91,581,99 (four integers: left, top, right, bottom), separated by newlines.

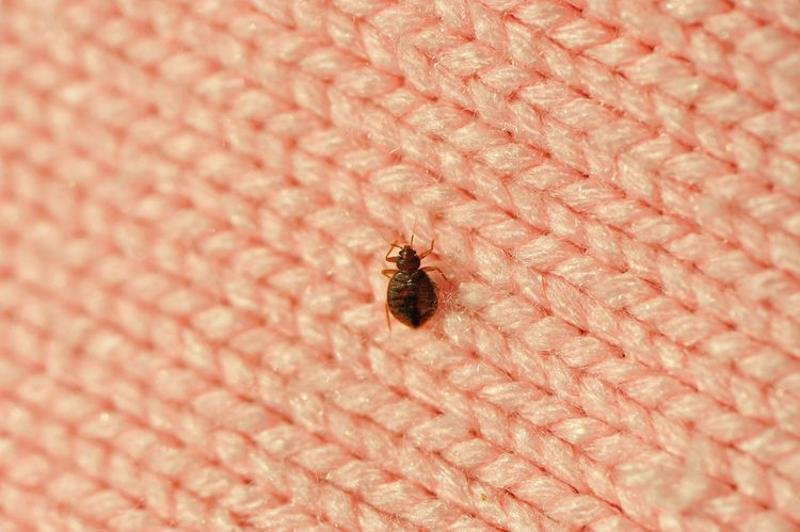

1,0,799,530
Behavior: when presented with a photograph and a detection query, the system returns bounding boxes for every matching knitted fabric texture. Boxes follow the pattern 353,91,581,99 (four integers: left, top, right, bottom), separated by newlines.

2,0,800,530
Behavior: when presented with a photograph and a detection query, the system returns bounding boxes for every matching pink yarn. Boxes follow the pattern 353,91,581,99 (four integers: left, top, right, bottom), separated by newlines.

1,0,799,529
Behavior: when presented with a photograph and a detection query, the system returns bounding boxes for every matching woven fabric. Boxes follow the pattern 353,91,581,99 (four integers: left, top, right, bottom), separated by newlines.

2,0,800,530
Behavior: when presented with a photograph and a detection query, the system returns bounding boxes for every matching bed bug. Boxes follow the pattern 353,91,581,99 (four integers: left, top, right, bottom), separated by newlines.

382,236,446,329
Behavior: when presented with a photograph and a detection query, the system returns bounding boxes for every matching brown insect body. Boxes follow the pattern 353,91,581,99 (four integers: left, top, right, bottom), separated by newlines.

387,268,438,328
383,241,443,328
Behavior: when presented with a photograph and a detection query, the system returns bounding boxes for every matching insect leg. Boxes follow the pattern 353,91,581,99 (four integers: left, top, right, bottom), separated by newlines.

385,243,402,262
422,266,447,281
381,269,397,278
419,239,435,259
385,302,392,330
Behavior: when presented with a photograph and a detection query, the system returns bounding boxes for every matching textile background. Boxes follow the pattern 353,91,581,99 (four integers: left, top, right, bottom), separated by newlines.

1,0,800,530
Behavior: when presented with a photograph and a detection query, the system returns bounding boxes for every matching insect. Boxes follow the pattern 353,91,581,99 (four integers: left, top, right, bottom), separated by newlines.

382,236,446,328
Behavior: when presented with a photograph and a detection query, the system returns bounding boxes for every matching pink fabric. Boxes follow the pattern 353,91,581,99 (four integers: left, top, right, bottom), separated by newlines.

2,0,800,530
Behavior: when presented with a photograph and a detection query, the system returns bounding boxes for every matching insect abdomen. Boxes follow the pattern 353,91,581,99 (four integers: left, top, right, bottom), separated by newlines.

387,270,437,328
